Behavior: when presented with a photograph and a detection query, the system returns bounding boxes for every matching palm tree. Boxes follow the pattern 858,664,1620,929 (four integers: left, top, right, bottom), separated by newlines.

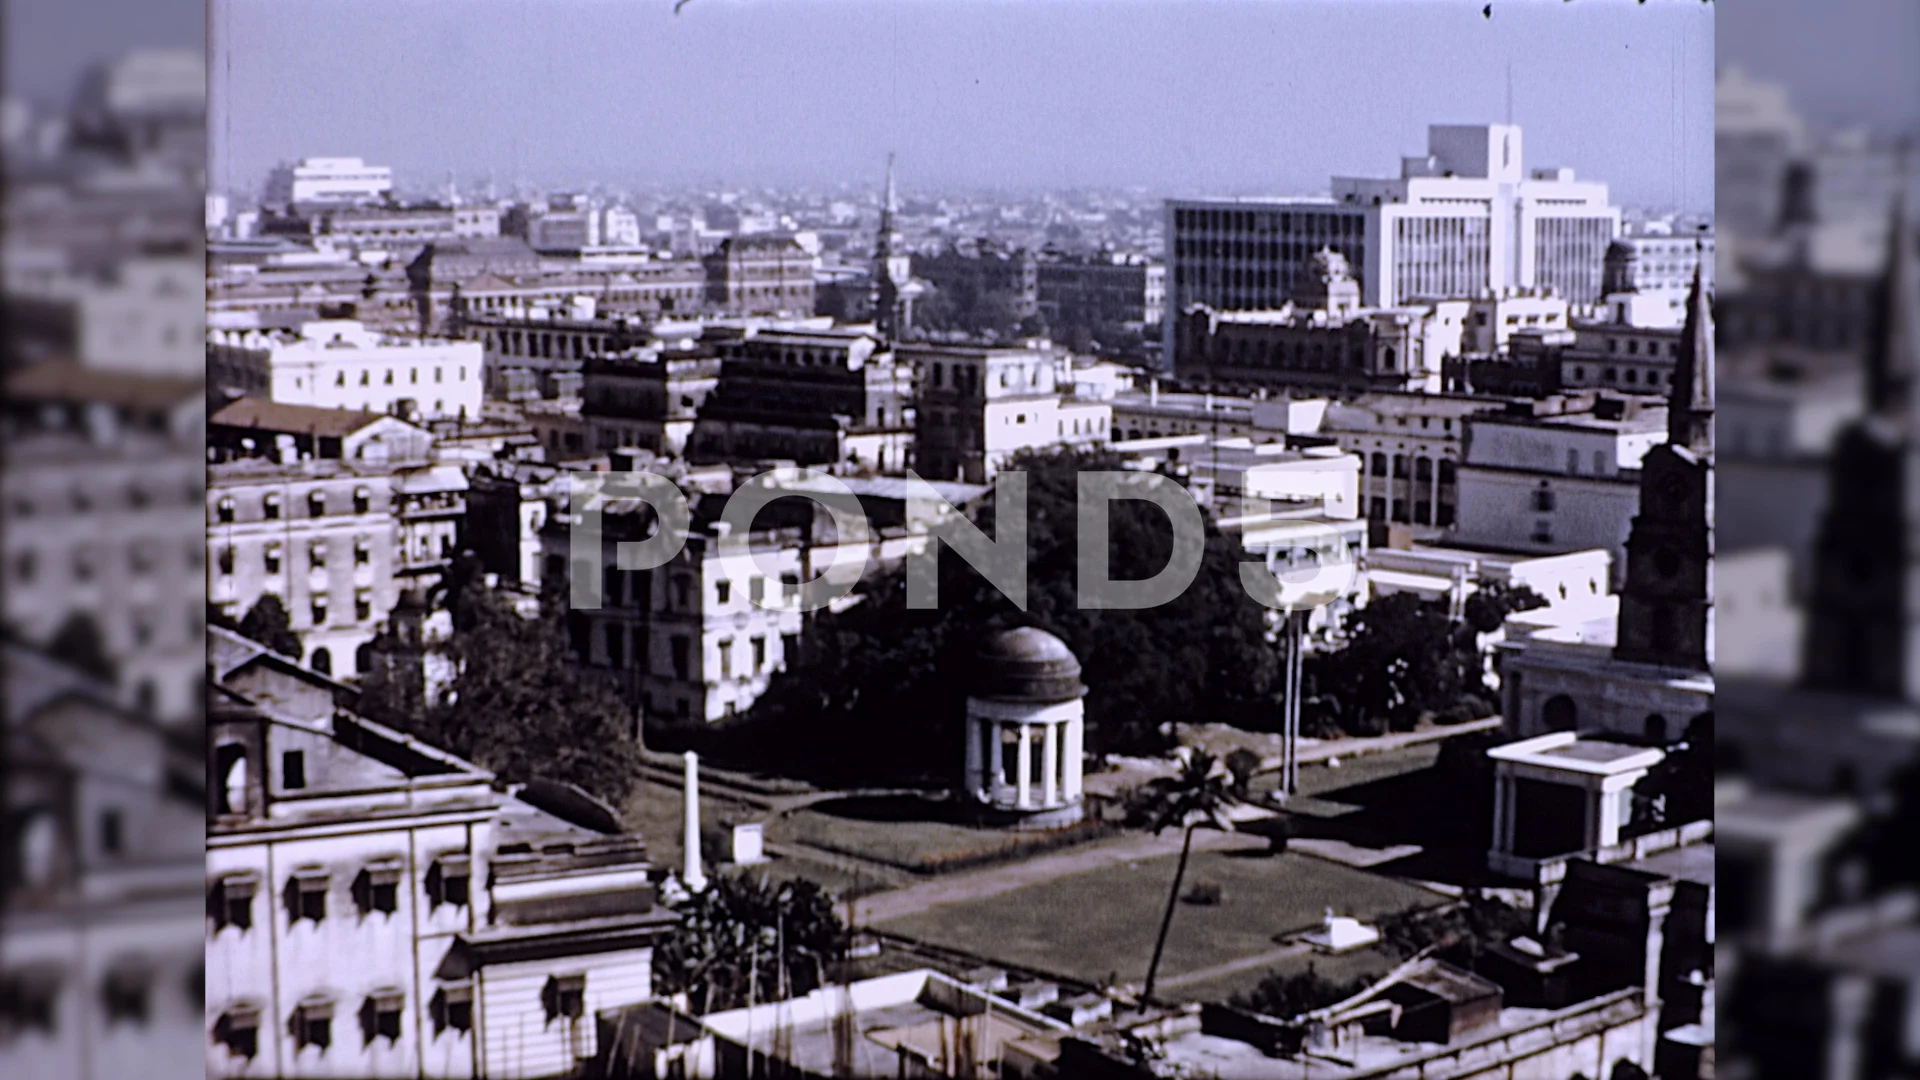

1137,748,1238,1003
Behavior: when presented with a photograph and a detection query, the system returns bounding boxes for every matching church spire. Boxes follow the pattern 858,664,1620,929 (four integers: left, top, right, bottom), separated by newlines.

872,153,912,342
1867,144,1918,421
884,152,898,221
1667,239,1715,454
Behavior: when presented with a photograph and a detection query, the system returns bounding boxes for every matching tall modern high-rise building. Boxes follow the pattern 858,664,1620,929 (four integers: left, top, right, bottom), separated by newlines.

1166,123,1622,367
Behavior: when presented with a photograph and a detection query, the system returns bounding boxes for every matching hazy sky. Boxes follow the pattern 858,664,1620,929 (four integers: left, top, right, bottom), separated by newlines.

204,0,1716,209
1718,0,1920,136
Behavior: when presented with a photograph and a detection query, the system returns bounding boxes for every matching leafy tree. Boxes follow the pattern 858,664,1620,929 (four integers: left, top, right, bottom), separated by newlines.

1380,890,1530,967
236,594,303,659
714,450,1278,785
48,613,116,683
1224,748,1262,799
653,874,846,1014
1631,712,1714,832
1134,749,1238,1002
1304,593,1495,736
366,579,640,806
1233,963,1374,1019
1463,582,1548,635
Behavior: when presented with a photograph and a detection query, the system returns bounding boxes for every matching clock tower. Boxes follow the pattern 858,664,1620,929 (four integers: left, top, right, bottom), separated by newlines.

1613,251,1714,671
1800,189,1920,697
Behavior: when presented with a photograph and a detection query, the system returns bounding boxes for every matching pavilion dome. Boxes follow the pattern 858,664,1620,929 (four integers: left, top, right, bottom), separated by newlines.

972,627,1087,704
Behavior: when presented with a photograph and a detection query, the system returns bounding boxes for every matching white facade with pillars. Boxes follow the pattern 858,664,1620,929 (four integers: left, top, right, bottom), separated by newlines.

1486,732,1664,879
963,697,1085,827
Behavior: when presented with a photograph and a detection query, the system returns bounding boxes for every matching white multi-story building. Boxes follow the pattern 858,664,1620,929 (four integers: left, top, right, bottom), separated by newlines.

0,362,206,723
1318,392,1504,528
904,342,1112,483
1167,123,1623,363
208,317,484,421
1110,384,1327,443
207,459,404,678
6,252,204,378
206,641,676,1080
3,642,206,1080
601,205,643,248
1453,394,1669,583
263,157,394,210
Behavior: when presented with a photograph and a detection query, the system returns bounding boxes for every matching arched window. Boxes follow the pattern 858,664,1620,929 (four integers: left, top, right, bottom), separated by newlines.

1382,346,1398,369
1414,457,1433,482
1392,454,1408,479
1371,452,1388,475
356,643,374,674
310,648,332,676
216,743,249,815
1542,695,1577,732
15,807,58,887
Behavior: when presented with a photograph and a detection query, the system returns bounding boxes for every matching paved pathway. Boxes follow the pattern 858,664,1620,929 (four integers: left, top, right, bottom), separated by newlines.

852,827,1268,927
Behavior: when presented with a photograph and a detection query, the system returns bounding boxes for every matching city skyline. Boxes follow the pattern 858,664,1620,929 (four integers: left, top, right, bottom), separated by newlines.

210,0,1713,213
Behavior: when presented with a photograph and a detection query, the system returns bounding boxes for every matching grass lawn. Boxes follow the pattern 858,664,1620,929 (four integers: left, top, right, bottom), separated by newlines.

620,775,768,873
878,849,1444,990
773,798,1114,875
1167,944,1402,1007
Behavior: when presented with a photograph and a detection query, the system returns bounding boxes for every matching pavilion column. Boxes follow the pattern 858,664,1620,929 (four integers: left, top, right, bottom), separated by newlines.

964,716,983,796
1016,724,1033,809
1064,720,1083,801
1043,721,1060,807
989,721,1005,795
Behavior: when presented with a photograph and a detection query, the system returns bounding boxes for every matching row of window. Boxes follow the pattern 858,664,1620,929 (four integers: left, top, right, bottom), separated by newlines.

1208,338,1381,373
14,543,201,584
208,857,470,932
9,481,198,519
216,540,380,579
0,959,201,1035
1567,365,1674,389
214,488,375,523
1367,496,1456,528
215,983,476,1059
323,365,467,388
1364,453,1458,483
1172,208,1362,234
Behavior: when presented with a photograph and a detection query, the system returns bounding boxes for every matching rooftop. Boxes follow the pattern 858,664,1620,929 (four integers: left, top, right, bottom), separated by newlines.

5,359,200,411
210,396,390,438
1487,732,1664,776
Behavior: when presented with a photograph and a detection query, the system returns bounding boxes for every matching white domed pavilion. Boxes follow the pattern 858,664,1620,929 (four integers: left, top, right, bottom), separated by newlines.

961,628,1087,829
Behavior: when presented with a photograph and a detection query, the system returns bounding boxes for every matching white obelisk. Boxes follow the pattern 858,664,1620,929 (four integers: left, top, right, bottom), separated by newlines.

682,750,708,892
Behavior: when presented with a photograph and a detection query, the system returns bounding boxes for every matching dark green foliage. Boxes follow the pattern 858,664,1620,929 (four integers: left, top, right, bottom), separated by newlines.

719,449,1278,786
48,612,116,683
1463,582,1548,635
1234,963,1374,1019
1630,712,1714,833
1224,748,1262,798
652,874,846,1014
1380,890,1530,966
364,579,640,806
236,594,303,659
1303,592,1499,736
